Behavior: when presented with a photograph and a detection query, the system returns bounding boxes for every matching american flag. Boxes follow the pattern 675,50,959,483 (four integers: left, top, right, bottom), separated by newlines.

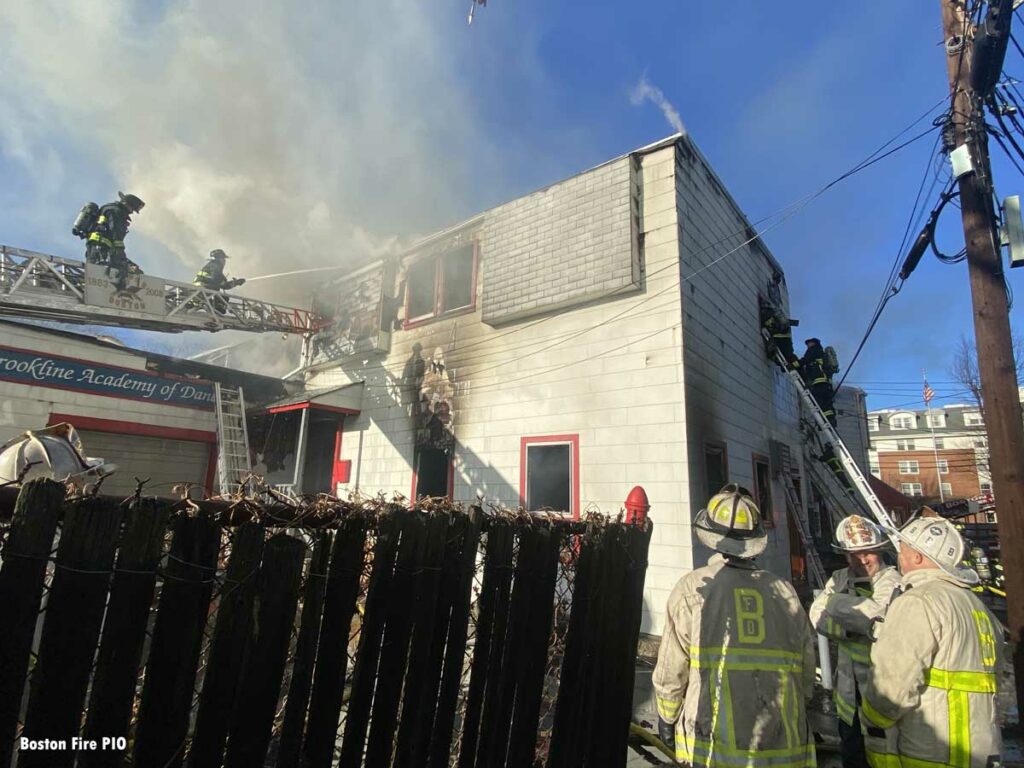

923,380,935,404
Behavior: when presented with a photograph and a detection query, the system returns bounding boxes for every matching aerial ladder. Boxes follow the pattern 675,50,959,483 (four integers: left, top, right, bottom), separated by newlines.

0,244,326,498
0,245,322,335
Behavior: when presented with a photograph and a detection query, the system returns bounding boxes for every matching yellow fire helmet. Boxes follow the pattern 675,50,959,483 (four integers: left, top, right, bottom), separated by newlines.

834,515,888,552
694,483,767,559
898,515,980,585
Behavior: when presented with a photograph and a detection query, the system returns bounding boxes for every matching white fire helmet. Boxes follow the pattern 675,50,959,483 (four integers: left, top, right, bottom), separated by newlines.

897,515,979,585
694,483,767,559
834,515,888,552
0,423,115,485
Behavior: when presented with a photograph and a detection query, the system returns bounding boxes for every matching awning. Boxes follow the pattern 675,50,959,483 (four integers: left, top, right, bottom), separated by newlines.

261,382,363,415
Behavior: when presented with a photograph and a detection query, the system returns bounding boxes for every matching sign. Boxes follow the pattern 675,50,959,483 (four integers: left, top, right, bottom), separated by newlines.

0,346,215,409
84,263,167,316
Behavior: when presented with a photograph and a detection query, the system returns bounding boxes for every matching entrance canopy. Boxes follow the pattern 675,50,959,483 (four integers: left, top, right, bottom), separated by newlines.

262,382,363,416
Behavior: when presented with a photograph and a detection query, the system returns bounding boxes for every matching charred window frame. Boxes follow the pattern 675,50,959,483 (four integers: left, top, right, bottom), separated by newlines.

752,454,774,528
703,440,728,501
404,244,478,327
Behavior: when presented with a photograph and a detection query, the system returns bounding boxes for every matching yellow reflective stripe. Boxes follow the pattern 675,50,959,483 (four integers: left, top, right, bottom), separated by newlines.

96,215,107,224
780,671,797,747
656,695,681,721
948,690,970,768
839,639,871,665
692,659,802,672
833,689,856,725
861,696,896,728
924,668,997,693
865,749,901,768
676,735,816,762
900,757,957,768
111,240,124,247
722,668,737,748
87,232,113,246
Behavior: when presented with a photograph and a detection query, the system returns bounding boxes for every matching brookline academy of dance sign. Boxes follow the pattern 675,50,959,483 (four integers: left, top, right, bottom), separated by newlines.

0,346,215,409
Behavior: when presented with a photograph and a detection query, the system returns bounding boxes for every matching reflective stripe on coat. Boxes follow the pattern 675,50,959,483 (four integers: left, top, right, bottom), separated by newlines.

652,554,817,767
808,566,900,726
861,569,1006,768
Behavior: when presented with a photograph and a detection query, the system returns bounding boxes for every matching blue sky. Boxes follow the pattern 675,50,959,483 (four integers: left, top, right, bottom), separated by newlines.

0,0,1021,409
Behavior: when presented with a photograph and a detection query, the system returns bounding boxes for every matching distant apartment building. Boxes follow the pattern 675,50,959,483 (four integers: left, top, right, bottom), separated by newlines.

250,134,824,634
867,402,993,501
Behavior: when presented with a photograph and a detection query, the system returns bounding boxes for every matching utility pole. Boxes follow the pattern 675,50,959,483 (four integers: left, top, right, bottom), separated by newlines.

940,0,1024,711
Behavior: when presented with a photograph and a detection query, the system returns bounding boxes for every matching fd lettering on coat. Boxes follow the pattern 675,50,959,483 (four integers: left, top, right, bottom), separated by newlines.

734,588,765,643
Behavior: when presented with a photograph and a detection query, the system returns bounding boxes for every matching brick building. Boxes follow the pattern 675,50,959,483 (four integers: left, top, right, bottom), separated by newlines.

867,402,998,502
263,135,820,634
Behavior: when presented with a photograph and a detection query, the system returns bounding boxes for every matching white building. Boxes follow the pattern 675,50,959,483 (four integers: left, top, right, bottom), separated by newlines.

274,135,813,634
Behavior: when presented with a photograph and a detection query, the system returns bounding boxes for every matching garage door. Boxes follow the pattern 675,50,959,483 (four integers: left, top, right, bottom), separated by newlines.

77,430,212,498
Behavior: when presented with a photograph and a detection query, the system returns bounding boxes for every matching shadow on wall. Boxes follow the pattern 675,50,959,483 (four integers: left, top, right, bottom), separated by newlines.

339,342,520,507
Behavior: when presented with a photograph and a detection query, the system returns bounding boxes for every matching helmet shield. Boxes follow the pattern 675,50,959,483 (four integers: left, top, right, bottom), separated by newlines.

897,516,979,584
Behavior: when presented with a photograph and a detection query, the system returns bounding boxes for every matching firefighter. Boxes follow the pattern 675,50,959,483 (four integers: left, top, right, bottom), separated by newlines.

653,484,816,767
801,337,836,427
861,516,1006,768
85,192,145,290
759,298,800,370
194,249,245,314
809,516,899,768
194,249,245,291
822,444,855,494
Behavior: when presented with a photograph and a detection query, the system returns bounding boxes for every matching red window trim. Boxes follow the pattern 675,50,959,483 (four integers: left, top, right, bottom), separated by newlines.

331,417,352,488
410,449,456,503
751,452,774,528
48,412,218,493
519,434,580,519
403,242,479,330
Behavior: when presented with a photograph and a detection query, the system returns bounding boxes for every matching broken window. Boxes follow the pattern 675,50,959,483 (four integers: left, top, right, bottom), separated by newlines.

523,436,577,516
404,244,476,324
752,455,773,528
415,448,450,499
704,441,728,500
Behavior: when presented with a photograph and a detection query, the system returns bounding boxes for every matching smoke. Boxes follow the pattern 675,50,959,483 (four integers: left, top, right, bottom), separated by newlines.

630,76,687,137
0,0,494,306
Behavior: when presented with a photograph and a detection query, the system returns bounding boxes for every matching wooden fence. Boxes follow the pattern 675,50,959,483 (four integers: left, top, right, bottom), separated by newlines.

0,481,652,768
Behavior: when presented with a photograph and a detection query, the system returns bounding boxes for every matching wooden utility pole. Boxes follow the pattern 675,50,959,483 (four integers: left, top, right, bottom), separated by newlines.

940,0,1024,710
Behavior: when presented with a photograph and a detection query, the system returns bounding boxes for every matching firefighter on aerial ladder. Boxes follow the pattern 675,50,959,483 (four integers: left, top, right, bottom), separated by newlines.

194,249,246,314
74,192,145,291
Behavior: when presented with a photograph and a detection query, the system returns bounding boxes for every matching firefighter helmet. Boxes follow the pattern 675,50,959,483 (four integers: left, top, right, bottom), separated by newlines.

834,515,888,552
694,483,767,559
0,423,115,485
210,249,228,261
898,515,979,585
118,192,145,212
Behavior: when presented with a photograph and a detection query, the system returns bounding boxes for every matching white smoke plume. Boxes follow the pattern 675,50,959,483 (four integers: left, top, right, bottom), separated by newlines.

630,76,687,137
0,0,499,307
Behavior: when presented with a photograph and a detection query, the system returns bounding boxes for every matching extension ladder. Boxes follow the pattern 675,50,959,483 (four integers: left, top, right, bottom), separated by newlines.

768,343,901,548
214,383,253,495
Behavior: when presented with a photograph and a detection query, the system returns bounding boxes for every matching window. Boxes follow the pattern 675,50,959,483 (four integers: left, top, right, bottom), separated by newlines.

404,245,477,325
940,483,953,496
890,414,916,430
898,460,920,474
704,441,729,500
964,412,984,427
937,459,949,474
901,483,923,496
869,460,881,476
980,482,993,494
752,455,774,528
867,416,879,432
973,438,987,449
927,413,945,428
896,440,915,451
934,438,945,450
521,435,579,518
414,448,452,500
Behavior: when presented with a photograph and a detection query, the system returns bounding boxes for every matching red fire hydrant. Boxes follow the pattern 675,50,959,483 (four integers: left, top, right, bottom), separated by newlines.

624,485,650,524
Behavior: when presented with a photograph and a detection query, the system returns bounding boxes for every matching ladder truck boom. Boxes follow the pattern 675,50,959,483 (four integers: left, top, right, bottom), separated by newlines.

0,245,323,335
